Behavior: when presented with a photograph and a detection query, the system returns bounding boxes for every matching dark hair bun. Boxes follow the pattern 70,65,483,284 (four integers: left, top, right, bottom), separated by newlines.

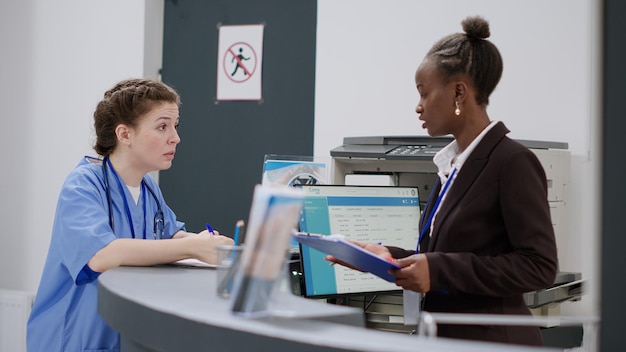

461,16,490,40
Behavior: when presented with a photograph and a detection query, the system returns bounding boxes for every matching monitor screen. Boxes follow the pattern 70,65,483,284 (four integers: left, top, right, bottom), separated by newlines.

297,185,420,298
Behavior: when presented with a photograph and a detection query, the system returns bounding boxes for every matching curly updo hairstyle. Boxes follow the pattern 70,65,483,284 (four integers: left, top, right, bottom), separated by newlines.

426,16,503,106
93,79,181,157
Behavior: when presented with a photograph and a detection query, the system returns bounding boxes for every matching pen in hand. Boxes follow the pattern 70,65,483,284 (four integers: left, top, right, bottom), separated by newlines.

205,223,216,236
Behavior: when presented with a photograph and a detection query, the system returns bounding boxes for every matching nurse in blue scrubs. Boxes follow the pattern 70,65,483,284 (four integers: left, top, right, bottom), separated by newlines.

26,79,234,352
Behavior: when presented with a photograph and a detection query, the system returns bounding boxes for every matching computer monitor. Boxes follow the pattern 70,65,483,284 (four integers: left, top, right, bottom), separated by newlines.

297,185,420,298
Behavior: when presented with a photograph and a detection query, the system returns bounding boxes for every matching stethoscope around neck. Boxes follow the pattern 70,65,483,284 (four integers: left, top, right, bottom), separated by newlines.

102,156,165,239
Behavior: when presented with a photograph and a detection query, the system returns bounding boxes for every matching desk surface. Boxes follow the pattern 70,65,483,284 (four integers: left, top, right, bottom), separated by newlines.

98,266,559,352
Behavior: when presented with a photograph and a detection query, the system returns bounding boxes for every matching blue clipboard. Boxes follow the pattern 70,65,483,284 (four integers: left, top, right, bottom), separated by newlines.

293,234,400,282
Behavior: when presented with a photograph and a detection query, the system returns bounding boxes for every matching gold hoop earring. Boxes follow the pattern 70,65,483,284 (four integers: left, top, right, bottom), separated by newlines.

455,101,461,116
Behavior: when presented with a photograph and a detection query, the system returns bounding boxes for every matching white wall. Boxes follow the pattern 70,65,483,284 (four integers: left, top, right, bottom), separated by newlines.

0,0,149,293
0,0,599,326
315,0,600,317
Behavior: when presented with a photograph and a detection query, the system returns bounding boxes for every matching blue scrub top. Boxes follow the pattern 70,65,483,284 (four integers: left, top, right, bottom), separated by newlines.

27,157,185,352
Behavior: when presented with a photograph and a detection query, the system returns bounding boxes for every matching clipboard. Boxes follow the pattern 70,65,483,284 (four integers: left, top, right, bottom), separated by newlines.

293,234,400,282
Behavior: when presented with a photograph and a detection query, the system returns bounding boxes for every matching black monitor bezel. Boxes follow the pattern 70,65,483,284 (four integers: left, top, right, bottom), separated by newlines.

297,243,404,299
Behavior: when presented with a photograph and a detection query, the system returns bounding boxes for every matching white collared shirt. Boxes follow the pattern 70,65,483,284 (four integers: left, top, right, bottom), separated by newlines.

425,120,498,238
433,120,498,181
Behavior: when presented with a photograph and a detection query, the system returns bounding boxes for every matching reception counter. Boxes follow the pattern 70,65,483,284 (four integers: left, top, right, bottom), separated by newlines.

98,266,559,352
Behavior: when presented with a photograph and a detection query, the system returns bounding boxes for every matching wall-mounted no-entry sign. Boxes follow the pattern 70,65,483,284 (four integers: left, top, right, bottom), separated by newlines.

216,24,264,101
225,42,257,83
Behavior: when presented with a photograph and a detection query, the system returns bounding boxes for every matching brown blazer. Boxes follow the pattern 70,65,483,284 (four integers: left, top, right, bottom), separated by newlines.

390,122,558,346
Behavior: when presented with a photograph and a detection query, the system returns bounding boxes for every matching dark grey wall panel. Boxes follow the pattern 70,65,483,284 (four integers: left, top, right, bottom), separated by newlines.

601,0,626,350
161,0,317,234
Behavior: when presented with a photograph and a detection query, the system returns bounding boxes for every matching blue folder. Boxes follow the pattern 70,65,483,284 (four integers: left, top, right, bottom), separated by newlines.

293,234,400,282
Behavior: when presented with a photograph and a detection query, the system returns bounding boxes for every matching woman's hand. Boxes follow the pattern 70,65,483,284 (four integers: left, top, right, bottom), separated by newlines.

392,254,431,292
198,228,220,237
324,241,393,272
189,232,234,265
172,228,221,238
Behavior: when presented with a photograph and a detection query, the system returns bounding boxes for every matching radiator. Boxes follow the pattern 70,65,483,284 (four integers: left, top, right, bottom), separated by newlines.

0,290,35,352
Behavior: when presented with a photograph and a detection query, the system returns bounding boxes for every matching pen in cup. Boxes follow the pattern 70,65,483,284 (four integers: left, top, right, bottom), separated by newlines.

205,223,216,236
233,219,244,245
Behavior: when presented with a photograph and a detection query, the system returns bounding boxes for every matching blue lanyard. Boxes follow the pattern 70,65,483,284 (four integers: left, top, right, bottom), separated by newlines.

106,158,148,239
417,168,457,253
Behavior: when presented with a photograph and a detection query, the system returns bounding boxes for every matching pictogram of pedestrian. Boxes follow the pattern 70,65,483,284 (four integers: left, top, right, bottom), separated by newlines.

223,42,257,83
231,48,250,76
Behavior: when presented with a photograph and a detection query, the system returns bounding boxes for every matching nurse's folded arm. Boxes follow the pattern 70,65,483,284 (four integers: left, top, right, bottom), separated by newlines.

87,232,234,273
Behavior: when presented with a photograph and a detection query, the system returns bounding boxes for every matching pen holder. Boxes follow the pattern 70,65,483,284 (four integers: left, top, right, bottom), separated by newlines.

215,245,245,298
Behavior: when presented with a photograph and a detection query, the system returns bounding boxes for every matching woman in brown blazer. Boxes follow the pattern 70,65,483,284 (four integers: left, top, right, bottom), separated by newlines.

328,16,557,346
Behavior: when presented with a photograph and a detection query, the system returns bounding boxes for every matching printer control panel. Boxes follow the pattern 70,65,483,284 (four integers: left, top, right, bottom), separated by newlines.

330,136,453,161
386,145,442,159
